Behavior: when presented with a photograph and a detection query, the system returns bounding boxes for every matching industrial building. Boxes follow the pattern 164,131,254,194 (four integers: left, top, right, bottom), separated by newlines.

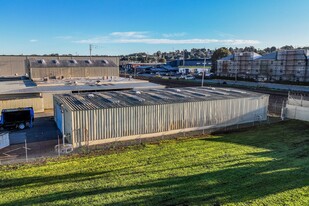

0,55,164,112
217,49,309,82
26,58,119,81
0,55,120,77
53,87,269,147
0,77,164,112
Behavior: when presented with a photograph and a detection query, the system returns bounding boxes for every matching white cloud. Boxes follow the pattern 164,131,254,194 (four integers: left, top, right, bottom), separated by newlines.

110,31,148,38
73,36,109,44
73,31,260,46
55,36,73,40
162,32,186,38
29,39,38,42
115,38,260,45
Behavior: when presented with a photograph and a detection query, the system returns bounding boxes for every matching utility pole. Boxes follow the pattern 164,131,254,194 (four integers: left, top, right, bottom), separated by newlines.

89,44,93,60
89,44,101,60
183,49,185,67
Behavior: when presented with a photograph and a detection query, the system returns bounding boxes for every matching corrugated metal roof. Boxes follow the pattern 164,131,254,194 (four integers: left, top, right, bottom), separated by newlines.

55,87,267,111
29,59,117,68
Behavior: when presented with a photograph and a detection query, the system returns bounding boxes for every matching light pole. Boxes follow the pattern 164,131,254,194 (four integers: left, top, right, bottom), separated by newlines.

60,103,65,145
202,57,206,87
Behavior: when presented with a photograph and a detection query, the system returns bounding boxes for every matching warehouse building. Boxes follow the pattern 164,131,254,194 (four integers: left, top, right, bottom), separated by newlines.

0,77,164,112
53,87,269,147
26,58,119,81
0,55,120,77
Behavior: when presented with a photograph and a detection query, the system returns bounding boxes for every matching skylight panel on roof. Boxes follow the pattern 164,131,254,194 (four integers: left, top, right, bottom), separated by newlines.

97,93,120,104
74,95,92,105
122,93,145,102
165,90,189,98
183,89,211,97
220,88,247,94
147,92,170,100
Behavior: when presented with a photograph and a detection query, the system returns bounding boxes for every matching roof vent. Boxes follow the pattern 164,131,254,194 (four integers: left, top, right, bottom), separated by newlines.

52,59,60,64
38,59,46,64
69,59,77,64
101,60,109,64
85,60,92,64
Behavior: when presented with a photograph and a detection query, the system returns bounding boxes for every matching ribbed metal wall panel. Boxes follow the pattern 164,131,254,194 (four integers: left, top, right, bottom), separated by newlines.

65,96,268,147
0,97,43,112
30,66,119,80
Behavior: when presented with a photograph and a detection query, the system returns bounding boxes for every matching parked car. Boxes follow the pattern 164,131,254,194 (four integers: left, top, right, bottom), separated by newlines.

185,75,195,80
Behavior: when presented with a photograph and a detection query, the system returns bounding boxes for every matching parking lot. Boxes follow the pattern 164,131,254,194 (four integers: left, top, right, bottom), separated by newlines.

6,110,59,144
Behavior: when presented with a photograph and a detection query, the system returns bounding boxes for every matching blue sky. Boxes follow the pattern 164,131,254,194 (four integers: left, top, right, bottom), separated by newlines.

0,0,309,55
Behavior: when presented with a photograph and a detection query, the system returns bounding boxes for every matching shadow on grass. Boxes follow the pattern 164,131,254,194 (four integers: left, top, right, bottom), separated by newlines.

1,120,308,205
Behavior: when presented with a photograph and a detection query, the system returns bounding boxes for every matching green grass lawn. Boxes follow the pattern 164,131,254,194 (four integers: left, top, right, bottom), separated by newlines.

0,120,308,205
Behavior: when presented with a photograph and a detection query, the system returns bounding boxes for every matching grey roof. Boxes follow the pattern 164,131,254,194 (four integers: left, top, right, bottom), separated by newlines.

256,52,277,60
0,81,164,94
218,55,234,61
252,52,262,60
55,87,267,111
29,59,117,68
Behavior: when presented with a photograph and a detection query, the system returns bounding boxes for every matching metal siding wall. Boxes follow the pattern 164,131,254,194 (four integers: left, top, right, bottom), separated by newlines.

69,95,269,146
30,66,118,80
0,97,44,113
0,56,119,77
0,56,25,76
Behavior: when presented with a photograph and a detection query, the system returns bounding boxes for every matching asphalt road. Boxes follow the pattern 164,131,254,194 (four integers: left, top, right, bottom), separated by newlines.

7,111,59,144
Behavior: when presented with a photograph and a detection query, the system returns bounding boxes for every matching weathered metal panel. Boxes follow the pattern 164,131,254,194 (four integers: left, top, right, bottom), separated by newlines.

0,97,43,113
30,66,119,80
66,95,268,147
